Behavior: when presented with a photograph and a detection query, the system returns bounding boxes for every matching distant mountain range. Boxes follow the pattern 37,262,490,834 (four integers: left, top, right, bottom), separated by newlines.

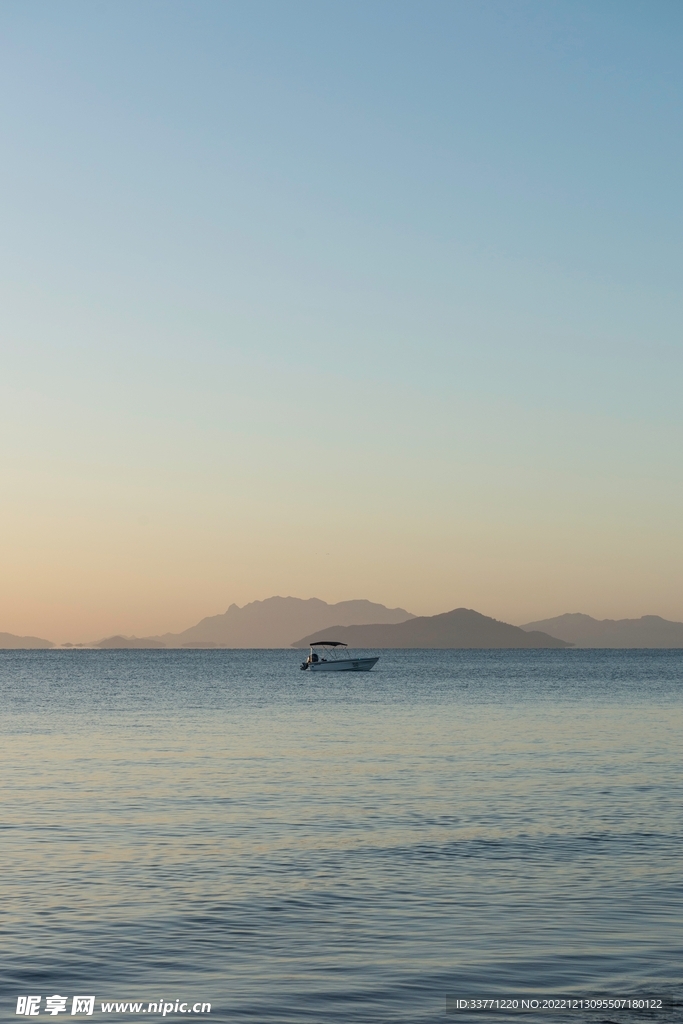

521,613,683,648
4,603,683,650
90,635,166,649
293,608,570,649
89,597,415,649
0,631,54,649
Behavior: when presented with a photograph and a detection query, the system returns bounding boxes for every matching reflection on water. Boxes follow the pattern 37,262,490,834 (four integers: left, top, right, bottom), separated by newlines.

1,650,682,1022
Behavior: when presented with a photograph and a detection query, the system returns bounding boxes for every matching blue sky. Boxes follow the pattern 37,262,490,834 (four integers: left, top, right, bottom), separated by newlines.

2,1,682,640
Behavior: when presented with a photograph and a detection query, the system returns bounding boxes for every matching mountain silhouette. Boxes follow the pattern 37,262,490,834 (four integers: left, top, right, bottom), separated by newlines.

293,608,570,649
93,635,166,649
131,597,415,649
521,613,683,648
0,631,54,649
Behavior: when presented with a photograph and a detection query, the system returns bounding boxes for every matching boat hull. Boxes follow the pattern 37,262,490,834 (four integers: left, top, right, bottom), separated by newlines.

308,657,379,672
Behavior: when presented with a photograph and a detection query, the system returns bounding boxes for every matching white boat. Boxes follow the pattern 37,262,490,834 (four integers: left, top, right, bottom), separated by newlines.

300,641,379,673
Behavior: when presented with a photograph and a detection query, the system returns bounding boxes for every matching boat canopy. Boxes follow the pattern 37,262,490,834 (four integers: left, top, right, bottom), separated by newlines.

310,641,347,647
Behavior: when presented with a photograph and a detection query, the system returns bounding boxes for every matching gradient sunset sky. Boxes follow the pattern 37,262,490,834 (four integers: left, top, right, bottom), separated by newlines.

2,1,683,643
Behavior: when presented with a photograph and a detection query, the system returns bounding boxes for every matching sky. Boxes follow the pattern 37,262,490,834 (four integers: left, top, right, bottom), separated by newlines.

2,0,683,643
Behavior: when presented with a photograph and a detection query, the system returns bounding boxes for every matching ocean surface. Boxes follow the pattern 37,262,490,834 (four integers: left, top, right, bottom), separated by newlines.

1,650,681,1024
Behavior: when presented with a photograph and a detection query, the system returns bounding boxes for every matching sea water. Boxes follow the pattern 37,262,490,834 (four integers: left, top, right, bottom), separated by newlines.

1,650,681,1023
